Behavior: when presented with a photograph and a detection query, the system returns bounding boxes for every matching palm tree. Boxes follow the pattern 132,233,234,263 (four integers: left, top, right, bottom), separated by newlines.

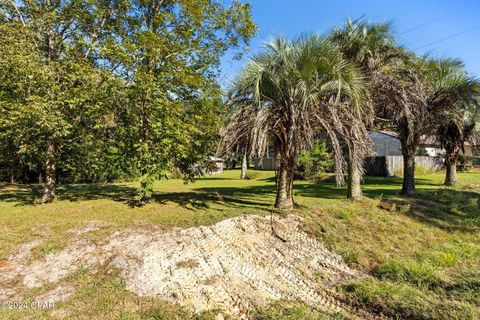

433,62,480,186
375,55,477,195
438,107,478,185
329,17,397,200
330,18,396,70
220,35,368,208
217,94,256,179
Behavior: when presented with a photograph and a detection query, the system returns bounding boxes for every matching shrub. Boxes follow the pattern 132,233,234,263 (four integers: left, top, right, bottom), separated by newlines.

297,142,333,179
457,155,475,172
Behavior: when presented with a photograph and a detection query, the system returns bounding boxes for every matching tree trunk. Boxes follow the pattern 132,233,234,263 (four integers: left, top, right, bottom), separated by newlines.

444,156,458,186
42,141,56,204
240,149,248,179
275,159,294,209
347,157,363,200
401,153,416,195
140,97,149,177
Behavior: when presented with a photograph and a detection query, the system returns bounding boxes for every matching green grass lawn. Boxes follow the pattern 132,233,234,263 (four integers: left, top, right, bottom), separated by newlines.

0,169,479,319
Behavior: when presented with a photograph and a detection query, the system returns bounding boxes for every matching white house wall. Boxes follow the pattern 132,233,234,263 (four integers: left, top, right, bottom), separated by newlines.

371,132,402,156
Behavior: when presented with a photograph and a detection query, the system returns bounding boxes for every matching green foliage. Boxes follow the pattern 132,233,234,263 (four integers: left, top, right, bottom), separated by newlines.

0,0,256,203
329,17,396,69
298,142,333,179
0,1,129,188
96,0,256,202
134,174,155,204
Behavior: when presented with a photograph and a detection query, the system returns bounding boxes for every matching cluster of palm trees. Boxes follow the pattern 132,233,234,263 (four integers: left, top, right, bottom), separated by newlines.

218,18,480,209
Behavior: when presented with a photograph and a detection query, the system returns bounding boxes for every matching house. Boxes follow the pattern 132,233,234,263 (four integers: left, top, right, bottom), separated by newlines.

370,130,403,156
366,130,480,176
372,130,437,157
206,156,225,175
371,130,480,157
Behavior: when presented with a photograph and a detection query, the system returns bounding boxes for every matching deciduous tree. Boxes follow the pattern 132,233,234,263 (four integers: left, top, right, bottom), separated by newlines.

0,0,123,202
108,0,256,202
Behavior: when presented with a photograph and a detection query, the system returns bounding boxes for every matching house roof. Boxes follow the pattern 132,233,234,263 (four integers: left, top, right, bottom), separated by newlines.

207,156,225,162
374,130,399,139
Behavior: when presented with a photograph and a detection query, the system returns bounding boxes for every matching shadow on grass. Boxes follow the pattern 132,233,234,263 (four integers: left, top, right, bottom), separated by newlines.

0,181,276,212
291,175,403,199
59,184,137,202
179,184,276,211
289,176,480,233
0,183,43,205
188,176,236,181
392,189,480,233
0,183,137,206
1,176,478,234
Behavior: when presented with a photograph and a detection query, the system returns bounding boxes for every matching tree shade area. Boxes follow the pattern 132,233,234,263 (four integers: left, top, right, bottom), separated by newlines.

1,2,480,319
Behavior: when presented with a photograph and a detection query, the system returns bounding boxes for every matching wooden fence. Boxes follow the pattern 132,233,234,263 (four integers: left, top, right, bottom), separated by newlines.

365,156,444,177
254,157,276,170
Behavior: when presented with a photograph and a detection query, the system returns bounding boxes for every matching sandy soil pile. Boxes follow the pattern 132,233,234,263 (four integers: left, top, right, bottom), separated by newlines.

0,215,363,318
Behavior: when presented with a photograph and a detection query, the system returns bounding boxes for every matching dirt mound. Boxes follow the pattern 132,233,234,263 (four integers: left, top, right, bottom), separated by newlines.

0,215,363,318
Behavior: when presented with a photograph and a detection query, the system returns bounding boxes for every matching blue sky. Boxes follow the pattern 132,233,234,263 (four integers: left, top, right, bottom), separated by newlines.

220,0,480,88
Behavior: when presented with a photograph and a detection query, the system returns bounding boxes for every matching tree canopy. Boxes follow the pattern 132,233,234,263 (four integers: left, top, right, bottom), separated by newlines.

0,0,256,203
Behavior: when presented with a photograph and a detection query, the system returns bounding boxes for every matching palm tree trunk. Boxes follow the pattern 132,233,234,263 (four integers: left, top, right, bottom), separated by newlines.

275,158,294,209
444,153,458,186
347,158,363,200
42,140,56,204
401,153,416,195
240,149,248,179
334,162,344,187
